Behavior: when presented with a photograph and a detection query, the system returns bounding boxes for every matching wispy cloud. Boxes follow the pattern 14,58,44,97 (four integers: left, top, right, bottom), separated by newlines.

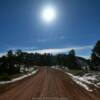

6,46,38,51
27,45,93,54
37,38,48,42
37,36,65,43
0,52,6,57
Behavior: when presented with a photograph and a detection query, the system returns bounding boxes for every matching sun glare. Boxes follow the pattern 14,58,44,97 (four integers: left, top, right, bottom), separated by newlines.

41,6,56,23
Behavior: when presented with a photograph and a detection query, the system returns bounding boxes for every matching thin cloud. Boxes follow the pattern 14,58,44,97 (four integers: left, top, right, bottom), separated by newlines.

0,52,6,57
37,36,65,43
37,39,48,42
27,45,93,54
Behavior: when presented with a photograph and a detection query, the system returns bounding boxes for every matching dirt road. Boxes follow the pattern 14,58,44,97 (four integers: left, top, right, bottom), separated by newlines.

0,68,100,100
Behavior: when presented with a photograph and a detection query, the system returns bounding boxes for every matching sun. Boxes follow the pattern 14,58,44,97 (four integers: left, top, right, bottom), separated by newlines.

41,6,56,23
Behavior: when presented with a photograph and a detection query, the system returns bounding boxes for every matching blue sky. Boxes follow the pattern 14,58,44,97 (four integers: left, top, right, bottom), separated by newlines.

0,0,100,58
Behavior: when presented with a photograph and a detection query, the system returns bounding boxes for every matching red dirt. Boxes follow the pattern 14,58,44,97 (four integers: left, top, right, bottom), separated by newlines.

0,67,100,100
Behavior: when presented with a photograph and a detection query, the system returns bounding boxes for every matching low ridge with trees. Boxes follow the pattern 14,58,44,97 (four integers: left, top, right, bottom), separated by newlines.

0,40,100,80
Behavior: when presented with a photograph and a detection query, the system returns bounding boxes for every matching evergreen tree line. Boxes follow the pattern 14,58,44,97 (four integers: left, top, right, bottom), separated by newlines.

91,40,100,70
0,40,100,75
0,49,78,75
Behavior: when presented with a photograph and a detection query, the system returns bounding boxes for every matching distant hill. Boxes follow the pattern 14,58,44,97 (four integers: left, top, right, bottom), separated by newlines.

76,56,90,70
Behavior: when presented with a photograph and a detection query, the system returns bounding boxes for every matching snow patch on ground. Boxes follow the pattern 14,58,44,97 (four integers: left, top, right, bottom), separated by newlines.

66,71,100,92
74,79,93,92
51,66,69,71
66,72,93,92
0,69,38,85
82,73,100,88
97,82,100,86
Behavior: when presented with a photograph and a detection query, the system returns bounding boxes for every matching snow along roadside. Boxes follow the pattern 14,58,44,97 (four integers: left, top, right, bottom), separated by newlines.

0,69,39,85
66,72,93,92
